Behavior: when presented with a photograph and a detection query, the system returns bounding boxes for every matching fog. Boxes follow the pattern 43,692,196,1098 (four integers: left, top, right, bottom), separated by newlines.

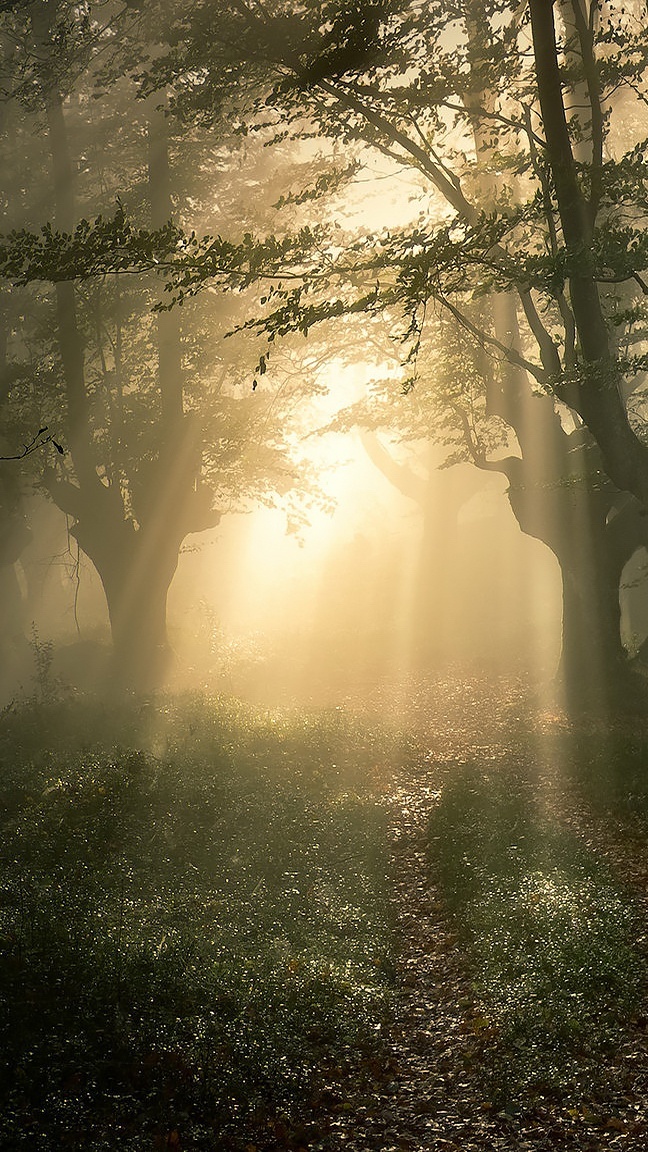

170,446,562,702
7,6,648,1148
2,422,563,709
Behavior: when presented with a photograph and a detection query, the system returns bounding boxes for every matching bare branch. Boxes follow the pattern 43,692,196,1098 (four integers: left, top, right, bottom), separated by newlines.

0,426,57,461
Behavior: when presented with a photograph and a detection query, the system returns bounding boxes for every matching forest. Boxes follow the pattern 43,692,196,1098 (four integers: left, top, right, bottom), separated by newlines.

3,1,648,1149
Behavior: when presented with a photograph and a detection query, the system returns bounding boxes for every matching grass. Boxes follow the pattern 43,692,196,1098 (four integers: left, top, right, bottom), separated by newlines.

428,761,644,1102
564,728,648,820
0,693,401,1150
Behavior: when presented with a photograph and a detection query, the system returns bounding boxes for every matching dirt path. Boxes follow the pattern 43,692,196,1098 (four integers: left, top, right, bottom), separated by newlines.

300,745,648,1151
239,679,648,1152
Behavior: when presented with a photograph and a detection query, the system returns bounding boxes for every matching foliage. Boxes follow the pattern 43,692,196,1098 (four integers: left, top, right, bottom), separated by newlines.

0,208,323,298
428,762,643,1100
8,0,648,582
13,2,645,377
0,4,339,685
0,106,320,509
0,694,398,1149
75,0,648,530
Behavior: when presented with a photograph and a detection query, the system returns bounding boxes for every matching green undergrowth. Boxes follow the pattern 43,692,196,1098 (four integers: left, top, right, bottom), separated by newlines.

562,727,648,821
0,694,400,1150
429,761,643,1103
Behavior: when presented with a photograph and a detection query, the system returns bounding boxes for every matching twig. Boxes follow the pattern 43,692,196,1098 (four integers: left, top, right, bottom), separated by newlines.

0,426,63,461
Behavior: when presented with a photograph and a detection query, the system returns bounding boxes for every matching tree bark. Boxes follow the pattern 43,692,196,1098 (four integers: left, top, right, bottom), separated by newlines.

74,515,179,689
504,460,643,706
558,556,627,707
463,4,641,701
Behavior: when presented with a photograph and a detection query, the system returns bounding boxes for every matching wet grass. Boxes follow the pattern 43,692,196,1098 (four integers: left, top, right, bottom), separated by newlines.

0,694,401,1150
428,761,644,1103
564,727,648,821
4,680,648,1146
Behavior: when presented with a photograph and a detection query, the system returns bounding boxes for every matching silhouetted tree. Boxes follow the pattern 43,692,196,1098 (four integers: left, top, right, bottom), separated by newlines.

0,1,317,687
155,0,648,704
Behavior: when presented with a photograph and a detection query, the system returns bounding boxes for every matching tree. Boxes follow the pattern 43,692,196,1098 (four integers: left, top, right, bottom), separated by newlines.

359,429,491,669
324,305,647,693
0,1,318,687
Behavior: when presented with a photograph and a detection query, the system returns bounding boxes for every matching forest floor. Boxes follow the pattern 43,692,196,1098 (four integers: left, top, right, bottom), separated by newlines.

291,676,648,1152
3,674,648,1150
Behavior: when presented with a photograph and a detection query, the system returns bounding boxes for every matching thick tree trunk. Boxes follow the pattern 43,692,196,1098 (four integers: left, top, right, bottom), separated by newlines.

557,556,626,707
43,479,179,688
505,466,641,706
92,529,178,689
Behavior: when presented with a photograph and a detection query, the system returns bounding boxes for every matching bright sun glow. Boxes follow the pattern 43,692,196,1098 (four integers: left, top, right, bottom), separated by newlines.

168,351,563,704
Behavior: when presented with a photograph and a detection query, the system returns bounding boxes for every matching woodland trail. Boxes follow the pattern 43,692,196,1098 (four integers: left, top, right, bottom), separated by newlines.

285,690,648,1152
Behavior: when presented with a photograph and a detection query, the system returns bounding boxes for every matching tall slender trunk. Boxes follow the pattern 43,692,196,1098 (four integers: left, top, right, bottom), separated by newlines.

463,3,638,700
529,0,648,508
148,107,183,432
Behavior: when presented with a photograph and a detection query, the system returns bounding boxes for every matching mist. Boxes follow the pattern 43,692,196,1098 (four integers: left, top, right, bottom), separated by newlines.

0,3,642,712
4,3,648,1150
2,421,563,708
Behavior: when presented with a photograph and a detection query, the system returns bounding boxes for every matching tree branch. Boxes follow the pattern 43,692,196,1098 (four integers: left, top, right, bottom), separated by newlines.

0,426,54,461
318,78,478,221
437,293,549,385
359,429,426,503
518,288,562,376
448,398,518,478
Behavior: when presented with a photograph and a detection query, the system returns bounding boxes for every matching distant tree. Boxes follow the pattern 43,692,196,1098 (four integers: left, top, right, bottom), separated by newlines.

327,302,648,696
359,429,486,668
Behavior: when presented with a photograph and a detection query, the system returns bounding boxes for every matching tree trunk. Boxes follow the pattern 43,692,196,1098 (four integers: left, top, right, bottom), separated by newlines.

558,556,627,708
529,0,648,508
461,10,629,694
360,433,480,665
90,527,178,689
505,464,639,705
